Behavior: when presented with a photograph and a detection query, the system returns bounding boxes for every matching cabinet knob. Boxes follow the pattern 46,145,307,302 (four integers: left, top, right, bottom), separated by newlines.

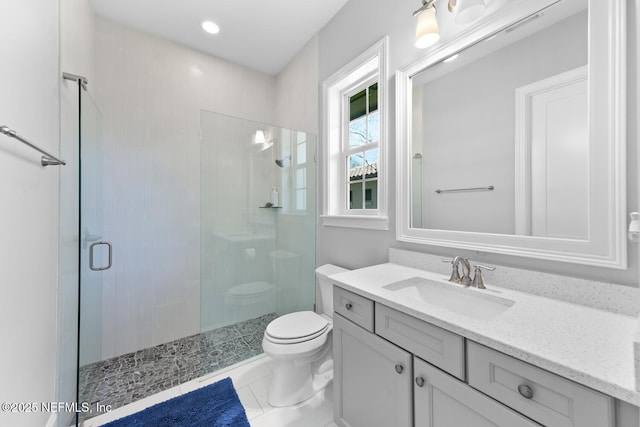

415,377,425,387
517,384,534,399
395,364,404,374
345,303,353,310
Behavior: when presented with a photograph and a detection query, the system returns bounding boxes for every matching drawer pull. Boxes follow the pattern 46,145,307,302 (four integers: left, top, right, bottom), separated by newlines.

415,377,425,387
345,302,353,310
518,384,534,399
395,364,404,374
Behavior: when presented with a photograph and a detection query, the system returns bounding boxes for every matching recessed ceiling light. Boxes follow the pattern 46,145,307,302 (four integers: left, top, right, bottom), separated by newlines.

202,21,220,34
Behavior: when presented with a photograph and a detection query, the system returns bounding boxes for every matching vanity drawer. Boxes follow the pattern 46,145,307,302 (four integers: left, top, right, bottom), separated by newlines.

467,341,614,427
375,303,465,380
333,286,374,332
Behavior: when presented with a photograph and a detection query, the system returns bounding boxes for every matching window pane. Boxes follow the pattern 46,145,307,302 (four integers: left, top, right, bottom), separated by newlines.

296,168,306,189
296,189,306,210
367,111,379,144
297,141,306,165
365,179,378,210
369,83,378,113
296,131,306,144
349,117,366,148
364,149,378,178
349,88,367,121
350,182,363,209
348,153,364,181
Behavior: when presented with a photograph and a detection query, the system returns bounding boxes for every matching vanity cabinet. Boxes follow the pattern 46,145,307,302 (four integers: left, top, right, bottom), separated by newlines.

414,357,540,427
333,313,412,427
467,342,614,427
333,285,624,427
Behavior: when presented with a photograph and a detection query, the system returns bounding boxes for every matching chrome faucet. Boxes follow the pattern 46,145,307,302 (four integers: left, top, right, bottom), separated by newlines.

471,264,496,289
443,257,494,288
453,256,472,286
443,256,472,286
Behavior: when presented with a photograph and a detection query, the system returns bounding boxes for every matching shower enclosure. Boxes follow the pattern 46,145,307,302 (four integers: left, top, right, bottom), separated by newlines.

58,78,317,425
200,111,317,333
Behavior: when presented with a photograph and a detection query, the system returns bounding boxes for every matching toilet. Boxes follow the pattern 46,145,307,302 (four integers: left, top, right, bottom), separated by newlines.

262,264,348,407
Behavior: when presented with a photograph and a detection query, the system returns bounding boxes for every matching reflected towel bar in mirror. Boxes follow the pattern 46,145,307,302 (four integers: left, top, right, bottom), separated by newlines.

435,185,494,194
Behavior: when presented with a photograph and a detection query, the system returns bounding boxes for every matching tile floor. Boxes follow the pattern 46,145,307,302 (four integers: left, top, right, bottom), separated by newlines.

82,354,337,427
78,314,277,422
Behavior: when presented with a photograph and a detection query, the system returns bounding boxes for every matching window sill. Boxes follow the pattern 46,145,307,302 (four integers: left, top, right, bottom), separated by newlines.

320,215,389,231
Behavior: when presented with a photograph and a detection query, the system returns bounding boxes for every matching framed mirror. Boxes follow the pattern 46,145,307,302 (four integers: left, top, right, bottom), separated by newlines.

396,0,627,268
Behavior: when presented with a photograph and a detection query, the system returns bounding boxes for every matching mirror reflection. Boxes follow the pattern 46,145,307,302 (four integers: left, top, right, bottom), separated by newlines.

410,0,588,239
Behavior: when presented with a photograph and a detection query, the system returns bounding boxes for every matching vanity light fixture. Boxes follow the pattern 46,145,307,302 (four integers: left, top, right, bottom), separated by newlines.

629,212,640,243
202,20,220,35
413,0,487,49
254,130,267,144
254,130,274,152
414,1,440,49
449,0,487,25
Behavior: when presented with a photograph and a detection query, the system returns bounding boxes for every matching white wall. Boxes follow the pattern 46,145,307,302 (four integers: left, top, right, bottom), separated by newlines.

317,0,640,286
94,17,277,359
0,1,60,426
275,35,320,135
417,11,586,234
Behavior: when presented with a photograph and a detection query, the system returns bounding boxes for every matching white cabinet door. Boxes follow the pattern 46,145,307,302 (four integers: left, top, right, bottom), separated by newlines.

333,313,412,427
414,357,541,427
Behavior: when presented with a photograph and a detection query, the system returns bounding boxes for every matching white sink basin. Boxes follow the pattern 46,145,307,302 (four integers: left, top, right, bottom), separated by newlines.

383,277,514,321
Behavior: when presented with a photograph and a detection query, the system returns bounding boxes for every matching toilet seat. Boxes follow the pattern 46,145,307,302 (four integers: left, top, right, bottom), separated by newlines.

264,311,329,345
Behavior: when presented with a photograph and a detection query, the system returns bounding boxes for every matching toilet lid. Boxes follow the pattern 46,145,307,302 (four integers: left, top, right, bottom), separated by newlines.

265,311,329,341
228,281,274,296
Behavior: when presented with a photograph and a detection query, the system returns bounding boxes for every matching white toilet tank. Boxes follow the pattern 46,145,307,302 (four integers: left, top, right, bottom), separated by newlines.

315,264,349,317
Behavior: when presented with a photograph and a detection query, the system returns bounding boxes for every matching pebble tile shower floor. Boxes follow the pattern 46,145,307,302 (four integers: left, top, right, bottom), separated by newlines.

78,313,277,421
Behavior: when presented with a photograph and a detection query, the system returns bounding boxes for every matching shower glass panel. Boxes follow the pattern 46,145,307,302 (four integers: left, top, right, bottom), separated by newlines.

200,111,317,355
58,78,106,426
77,89,106,424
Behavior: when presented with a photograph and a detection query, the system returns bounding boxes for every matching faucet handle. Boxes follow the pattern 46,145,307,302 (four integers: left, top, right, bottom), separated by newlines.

471,264,495,289
442,258,461,283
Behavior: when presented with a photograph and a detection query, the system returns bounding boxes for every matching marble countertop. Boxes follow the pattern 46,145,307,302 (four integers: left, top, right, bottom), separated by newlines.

330,262,640,406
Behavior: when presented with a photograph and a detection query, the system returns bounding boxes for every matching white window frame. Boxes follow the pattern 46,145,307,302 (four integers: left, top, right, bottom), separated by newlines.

320,37,389,230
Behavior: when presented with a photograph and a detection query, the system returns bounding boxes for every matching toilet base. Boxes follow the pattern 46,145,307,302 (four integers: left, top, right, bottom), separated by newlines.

267,358,333,407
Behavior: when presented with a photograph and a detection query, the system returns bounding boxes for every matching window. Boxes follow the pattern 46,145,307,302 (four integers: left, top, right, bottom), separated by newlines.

347,82,379,211
294,131,307,211
279,129,309,213
321,37,388,230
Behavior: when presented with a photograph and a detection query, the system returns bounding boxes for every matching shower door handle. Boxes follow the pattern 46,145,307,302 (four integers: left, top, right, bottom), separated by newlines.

89,241,112,271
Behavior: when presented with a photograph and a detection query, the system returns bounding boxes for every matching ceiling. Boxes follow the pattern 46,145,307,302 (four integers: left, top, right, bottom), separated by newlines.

91,0,349,76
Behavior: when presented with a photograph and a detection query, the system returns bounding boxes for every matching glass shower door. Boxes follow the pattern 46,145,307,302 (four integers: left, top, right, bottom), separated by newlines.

77,88,109,419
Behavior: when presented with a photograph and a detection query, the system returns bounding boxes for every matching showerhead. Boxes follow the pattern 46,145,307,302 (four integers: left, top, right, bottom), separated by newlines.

275,155,291,168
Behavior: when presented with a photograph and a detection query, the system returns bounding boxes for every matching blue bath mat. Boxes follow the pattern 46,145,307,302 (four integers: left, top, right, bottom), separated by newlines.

102,377,250,427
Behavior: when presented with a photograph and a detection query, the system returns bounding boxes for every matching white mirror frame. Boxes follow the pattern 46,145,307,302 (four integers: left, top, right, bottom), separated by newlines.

396,0,627,269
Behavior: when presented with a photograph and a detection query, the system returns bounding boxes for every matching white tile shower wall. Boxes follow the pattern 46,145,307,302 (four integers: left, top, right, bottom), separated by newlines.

0,1,60,426
390,248,640,316
94,16,277,359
